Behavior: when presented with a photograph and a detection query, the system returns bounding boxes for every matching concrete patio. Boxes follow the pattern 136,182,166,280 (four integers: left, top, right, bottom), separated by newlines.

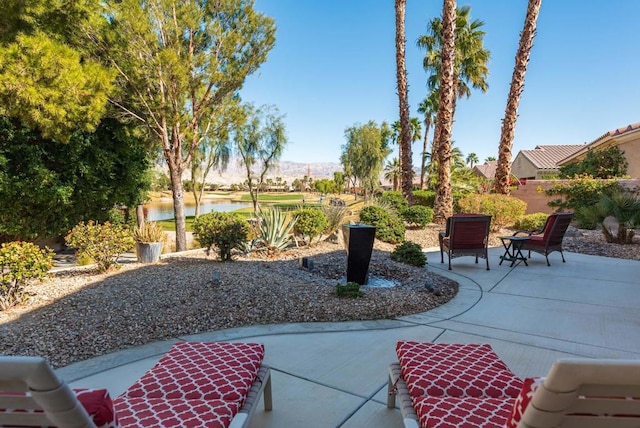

57,248,640,427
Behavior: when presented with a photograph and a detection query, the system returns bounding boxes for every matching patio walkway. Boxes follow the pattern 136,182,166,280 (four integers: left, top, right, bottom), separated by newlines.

57,248,640,427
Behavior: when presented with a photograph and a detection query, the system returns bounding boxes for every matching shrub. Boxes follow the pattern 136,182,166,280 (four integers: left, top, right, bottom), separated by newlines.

133,221,164,243
598,190,640,244
336,282,363,298
390,241,426,267
65,221,135,271
192,212,249,261
378,191,409,214
457,194,526,231
320,204,349,235
0,242,54,310
513,213,549,232
403,205,433,228
293,208,328,245
412,190,435,207
256,207,297,252
359,205,405,244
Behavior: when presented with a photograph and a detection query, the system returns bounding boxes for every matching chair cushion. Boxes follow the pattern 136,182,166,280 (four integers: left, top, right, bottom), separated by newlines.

113,396,239,428
504,377,543,428
396,342,523,399
411,395,514,428
120,342,264,402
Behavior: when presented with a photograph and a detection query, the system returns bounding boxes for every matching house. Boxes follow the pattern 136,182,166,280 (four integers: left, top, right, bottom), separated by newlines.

557,122,640,178
511,145,584,180
472,161,497,180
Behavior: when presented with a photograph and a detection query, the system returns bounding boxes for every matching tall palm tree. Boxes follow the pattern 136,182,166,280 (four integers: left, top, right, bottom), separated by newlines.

417,91,438,189
384,158,401,191
395,0,413,203
494,0,542,194
485,156,497,162
466,152,479,168
431,0,457,223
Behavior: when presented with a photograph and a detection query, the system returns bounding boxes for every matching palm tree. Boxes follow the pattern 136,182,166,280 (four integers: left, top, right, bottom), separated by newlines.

431,0,457,223
485,156,497,162
384,158,401,191
494,0,542,194
395,0,413,203
466,152,479,168
417,91,438,189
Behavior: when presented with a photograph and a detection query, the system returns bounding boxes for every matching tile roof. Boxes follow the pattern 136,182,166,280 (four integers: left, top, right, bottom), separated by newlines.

520,145,584,169
473,161,497,179
558,122,640,165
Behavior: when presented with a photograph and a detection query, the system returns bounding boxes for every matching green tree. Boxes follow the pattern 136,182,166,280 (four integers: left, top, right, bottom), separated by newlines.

0,1,114,141
102,0,275,251
466,152,479,168
559,147,628,179
235,105,288,217
384,158,401,191
333,171,346,193
417,91,438,189
341,121,392,200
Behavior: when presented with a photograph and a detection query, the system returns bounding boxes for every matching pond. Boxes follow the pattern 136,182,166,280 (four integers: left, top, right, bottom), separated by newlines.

144,200,252,221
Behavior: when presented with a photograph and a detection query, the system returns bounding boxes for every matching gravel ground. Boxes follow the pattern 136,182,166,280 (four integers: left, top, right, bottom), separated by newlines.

1,225,637,368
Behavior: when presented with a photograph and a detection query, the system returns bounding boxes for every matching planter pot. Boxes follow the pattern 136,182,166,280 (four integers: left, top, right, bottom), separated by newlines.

342,224,376,285
136,242,163,263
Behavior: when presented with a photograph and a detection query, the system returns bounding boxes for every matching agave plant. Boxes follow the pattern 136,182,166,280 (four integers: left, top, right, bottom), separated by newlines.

598,190,640,244
320,204,349,235
257,207,297,252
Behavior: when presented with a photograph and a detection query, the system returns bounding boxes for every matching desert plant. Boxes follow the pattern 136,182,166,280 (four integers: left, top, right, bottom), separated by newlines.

598,190,640,244
65,221,135,272
133,221,165,242
458,194,526,231
545,176,621,213
293,208,328,245
513,212,549,231
256,207,297,252
320,204,349,235
335,281,364,298
0,241,54,310
378,191,409,214
193,212,249,261
359,205,405,244
390,241,427,267
403,205,433,228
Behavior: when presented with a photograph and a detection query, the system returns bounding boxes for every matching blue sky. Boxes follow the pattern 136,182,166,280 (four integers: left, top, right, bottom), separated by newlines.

240,1,640,166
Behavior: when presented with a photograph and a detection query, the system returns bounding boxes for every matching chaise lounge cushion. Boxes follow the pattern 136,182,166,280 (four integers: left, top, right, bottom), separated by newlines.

119,342,265,403
504,377,543,428
396,342,523,399
411,395,514,428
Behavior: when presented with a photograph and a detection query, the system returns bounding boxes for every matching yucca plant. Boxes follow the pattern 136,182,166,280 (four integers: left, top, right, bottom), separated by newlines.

257,207,297,252
321,204,349,235
133,221,165,243
598,190,640,244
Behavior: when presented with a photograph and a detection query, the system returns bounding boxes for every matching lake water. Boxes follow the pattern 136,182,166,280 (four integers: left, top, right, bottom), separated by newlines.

145,200,252,221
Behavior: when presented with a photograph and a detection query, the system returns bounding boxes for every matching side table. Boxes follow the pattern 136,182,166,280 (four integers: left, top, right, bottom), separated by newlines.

498,236,530,267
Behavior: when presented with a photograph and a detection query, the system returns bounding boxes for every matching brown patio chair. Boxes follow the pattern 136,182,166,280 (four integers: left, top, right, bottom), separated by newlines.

439,214,491,270
514,212,573,266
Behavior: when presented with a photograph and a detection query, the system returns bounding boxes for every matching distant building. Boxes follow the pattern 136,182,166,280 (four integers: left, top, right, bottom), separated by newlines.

473,161,497,180
511,145,584,180
557,122,640,178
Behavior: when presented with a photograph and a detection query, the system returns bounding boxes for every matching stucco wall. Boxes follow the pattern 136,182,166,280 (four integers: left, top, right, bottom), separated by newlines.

511,154,539,180
619,140,640,178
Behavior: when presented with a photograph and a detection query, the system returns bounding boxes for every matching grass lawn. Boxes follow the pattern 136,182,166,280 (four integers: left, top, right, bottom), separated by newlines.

237,193,304,202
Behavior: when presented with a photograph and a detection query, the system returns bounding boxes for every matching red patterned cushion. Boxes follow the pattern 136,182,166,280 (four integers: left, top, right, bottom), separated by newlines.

505,377,543,428
396,342,523,399
411,395,514,428
121,342,264,402
113,396,239,428
74,388,118,428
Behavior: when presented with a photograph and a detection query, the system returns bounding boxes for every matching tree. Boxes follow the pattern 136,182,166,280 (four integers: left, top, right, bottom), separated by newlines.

417,91,438,189
485,156,497,162
466,152,479,168
559,146,627,179
341,121,392,200
384,158,401,191
431,0,457,224
101,0,275,251
235,105,288,217
394,0,414,203
494,0,542,194
333,171,346,193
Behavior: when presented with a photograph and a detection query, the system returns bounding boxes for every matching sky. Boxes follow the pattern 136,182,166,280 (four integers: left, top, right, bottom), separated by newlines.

240,1,640,167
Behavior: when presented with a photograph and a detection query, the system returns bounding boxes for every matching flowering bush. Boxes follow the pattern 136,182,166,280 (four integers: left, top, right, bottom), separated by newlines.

0,241,54,310
65,221,135,271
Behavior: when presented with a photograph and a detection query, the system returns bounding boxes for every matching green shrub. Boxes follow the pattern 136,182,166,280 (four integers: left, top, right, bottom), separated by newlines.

293,208,328,245
359,205,405,244
457,194,526,231
412,190,435,207
403,205,433,228
545,176,621,225
0,241,54,310
378,191,409,214
336,282,364,298
256,208,297,252
390,241,426,267
65,221,135,271
193,212,249,261
513,213,549,231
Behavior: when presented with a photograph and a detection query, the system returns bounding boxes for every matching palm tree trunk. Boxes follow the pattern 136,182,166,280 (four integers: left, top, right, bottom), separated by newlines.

395,0,413,204
494,0,542,194
420,118,431,190
432,0,457,224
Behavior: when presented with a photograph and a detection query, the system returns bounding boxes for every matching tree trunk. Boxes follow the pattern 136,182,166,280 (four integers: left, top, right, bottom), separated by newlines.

395,0,413,204
136,204,145,228
169,166,188,252
431,0,457,224
420,118,431,190
494,0,542,194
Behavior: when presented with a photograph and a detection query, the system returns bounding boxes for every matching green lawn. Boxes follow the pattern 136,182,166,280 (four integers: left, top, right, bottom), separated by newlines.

238,193,303,202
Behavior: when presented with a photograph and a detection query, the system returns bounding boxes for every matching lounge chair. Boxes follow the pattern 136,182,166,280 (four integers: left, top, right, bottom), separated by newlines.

388,341,640,428
439,214,492,270
0,341,272,428
514,212,574,266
